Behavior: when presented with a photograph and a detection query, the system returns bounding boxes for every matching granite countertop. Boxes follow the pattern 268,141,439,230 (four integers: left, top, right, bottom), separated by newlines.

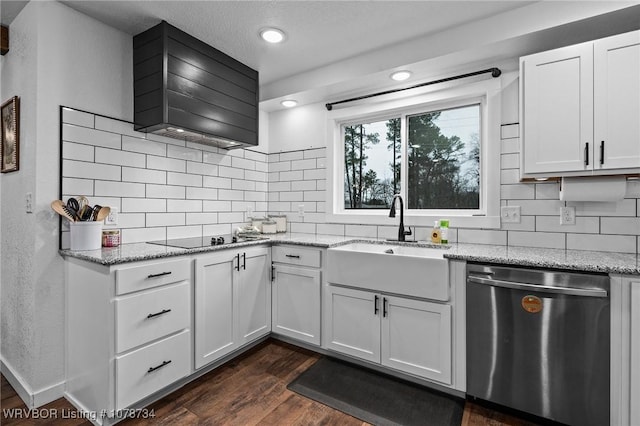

59,233,640,275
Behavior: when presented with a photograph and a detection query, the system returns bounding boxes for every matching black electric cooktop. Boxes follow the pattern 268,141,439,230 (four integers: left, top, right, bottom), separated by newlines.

147,235,266,249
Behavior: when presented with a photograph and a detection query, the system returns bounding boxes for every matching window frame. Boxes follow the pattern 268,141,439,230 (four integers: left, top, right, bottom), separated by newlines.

325,78,501,229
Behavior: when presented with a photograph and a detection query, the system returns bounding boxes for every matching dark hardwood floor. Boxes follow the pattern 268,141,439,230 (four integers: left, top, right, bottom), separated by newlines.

1,339,538,425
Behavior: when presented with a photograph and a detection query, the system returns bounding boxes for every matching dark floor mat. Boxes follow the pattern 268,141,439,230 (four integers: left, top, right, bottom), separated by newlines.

287,356,464,426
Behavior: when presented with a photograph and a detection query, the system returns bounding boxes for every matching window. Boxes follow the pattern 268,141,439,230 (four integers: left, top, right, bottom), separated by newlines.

327,78,501,228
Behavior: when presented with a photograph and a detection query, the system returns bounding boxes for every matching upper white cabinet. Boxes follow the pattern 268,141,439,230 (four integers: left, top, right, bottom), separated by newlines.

521,30,640,177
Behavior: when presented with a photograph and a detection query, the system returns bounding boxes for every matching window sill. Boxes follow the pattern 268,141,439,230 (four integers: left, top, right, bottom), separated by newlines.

324,211,500,229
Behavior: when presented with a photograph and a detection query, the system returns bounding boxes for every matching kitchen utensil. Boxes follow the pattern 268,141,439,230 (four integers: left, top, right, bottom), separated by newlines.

90,205,102,221
79,207,94,221
66,197,80,220
95,206,111,222
50,200,76,222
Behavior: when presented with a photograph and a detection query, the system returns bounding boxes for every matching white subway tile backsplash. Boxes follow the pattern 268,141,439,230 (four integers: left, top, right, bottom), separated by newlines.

571,199,636,217
232,156,256,170
501,153,519,169
508,231,565,249
625,181,640,198
458,229,507,245
292,159,317,170
203,176,232,189
567,234,637,253
63,159,120,181
244,150,267,162
316,223,345,236
167,172,202,187
114,213,146,229
63,142,94,162
515,199,563,216
187,161,218,176
536,216,599,234
186,187,218,200
501,184,534,200
203,223,232,235
121,227,166,244
186,213,218,225
501,215,536,231
218,189,244,201
255,161,268,172
601,217,640,235
63,124,121,149
122,198,166,213
146,213,185,227
203,201,232,212
95,147,145,168
280,151,304,161
62,178,93,196
122,167,166,184
304,191,325,202
63,108,94,128
535,183,560,200
218,212,245,223
145,184,186,199
203,151,233,166
304,169,326,180
316,157,327,169
500,124,519,139
269,182,291,192
94,116,138,138
500,169,520,185
168,145,203,162
345,225,378,238
147,155,186,173
280,192,304,202
122,136,166,156
269,202,291,212
95,181,145,198
244,170,267,182
304,148,326,159
269,161,291,172
292,180,316,191
245,191,266,202
501,138,519,154
219,166,245,179
291,222,316,234
232,179,256,191
280,170,304,181
167,199,202,212
167,225,203,239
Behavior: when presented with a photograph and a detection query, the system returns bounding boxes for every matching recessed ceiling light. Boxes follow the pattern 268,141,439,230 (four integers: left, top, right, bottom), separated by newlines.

260,28,285,43
281,100,297,108
390,70,412,81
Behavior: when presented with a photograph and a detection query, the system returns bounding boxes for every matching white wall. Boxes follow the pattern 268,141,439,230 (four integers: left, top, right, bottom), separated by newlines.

1,1,132,406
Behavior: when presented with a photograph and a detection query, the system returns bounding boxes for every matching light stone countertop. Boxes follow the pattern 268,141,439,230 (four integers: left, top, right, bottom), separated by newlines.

59,233,640,275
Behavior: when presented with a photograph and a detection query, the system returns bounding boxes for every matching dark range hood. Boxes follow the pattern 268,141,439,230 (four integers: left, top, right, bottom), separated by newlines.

133,21,259,149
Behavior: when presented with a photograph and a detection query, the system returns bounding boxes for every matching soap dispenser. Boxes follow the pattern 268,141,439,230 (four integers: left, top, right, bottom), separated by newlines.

431,220,442,244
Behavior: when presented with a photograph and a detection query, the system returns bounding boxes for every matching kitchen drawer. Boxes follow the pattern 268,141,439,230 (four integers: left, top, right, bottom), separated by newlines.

116,258,191,295
115,281,190,353
272,245,321,268
115,329,190,410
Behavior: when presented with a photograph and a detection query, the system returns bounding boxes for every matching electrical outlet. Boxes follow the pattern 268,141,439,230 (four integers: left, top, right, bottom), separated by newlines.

25,192,33,213
105,207,118,225
560,206,576,225
246,205,254,218
298,204,305,217
501,206,521,223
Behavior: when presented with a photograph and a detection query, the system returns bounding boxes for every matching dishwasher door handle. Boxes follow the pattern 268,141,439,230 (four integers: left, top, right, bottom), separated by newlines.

467,275,608,298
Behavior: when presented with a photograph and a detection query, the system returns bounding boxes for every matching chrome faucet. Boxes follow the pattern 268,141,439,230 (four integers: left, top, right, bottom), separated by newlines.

388,194,412,241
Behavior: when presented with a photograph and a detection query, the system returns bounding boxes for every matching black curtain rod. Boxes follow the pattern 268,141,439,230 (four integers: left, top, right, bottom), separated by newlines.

325,67,501,111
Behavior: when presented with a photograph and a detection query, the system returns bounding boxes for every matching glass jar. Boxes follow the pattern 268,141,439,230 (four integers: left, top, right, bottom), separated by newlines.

102,229,120,247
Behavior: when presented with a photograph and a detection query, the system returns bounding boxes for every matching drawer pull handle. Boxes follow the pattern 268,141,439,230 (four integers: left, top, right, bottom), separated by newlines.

285,254,300,259
147,271,172,279
147,309,172,319
147,360,171,373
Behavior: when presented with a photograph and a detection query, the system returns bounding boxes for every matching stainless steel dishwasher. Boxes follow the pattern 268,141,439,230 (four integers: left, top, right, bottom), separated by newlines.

466,263,610,426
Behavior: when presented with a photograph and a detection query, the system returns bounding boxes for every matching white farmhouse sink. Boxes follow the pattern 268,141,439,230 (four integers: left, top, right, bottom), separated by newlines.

326,243,449,301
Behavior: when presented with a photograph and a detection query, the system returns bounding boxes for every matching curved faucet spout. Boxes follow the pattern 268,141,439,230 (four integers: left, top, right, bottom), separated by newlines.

389,194,409,241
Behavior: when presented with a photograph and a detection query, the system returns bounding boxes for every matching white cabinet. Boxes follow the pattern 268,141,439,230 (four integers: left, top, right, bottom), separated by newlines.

325,285,452,384
66,257,192,419
271,245,322,345
194,246,270,369
631,281,640,425
521,30,640,177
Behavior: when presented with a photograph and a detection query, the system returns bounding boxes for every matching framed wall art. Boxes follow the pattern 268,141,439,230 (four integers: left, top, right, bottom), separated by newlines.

1,96,19,173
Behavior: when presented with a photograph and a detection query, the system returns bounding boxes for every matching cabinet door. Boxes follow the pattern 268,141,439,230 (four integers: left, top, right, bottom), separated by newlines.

594,31,640,171
237,247,271,345
272,265,321,345
381,296,451,384
631,283,640,424
325,286,380,363
522,43,593,174
194,252,237,369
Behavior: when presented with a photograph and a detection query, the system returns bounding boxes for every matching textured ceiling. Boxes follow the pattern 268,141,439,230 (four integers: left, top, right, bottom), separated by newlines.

58,1,534,85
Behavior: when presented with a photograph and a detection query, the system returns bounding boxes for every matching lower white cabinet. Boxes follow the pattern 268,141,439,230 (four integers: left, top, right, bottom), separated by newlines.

194,246,271,369
271,245,323,345
631,281,640,425
325,285,452,384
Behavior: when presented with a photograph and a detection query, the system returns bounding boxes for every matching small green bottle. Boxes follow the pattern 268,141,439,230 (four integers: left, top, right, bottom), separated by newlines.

440,219,449,244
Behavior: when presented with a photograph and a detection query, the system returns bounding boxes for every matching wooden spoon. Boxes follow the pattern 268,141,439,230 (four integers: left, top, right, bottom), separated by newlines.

95,206,111,222
51,200,76,222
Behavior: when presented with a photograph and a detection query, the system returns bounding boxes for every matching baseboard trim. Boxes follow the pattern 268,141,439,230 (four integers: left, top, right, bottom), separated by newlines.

1,357,65,408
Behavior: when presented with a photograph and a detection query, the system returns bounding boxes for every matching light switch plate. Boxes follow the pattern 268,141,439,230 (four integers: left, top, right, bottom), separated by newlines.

501,206,521,223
